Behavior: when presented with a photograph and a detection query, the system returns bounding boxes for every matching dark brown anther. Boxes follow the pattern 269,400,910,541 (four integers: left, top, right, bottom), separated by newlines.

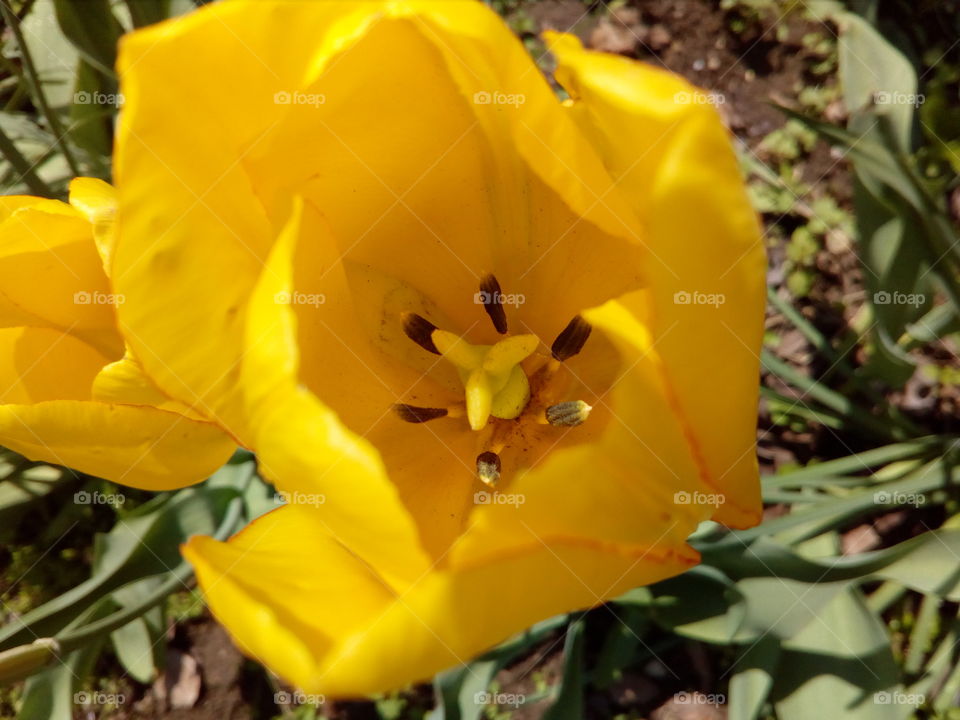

402,312,441,355
394,404,449,423
551,315,592,361
479,274,509,335
476,451,502,487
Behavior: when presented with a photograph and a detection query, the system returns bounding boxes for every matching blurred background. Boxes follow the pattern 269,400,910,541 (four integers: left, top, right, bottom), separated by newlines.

1,0,960,718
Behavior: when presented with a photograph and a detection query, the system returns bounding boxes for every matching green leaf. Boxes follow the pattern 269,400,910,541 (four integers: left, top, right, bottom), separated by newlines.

542,617,586,720
0,483,237,650
428,614,567,720
592,604,648,689
736,576,849,641
18,600,115,720
835,12,917,151
773,587,904,720
708,458,951,549
110,617,154,683
0,475,63,524
18,0,79,110
705,528,960,593
728,636,781,720
123,0,172,28
52,0,124,77
649,566,749,643
431,660,503,720
68,58,116,169
109,576,167,683
873,531,960,599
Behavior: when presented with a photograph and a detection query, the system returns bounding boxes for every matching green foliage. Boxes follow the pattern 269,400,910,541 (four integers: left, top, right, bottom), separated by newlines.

0,0,191,195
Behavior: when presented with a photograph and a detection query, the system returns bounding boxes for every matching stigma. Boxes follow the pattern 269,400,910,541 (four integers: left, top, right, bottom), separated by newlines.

396,276,594,486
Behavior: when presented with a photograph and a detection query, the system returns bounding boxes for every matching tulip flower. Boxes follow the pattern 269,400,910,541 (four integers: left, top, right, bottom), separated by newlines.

110,0,765,696
0,180,235,488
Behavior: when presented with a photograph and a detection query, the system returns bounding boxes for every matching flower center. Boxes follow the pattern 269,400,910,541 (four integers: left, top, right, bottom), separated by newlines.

394,275,594,487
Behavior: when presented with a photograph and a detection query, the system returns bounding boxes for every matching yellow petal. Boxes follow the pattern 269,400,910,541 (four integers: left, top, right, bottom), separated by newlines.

242,199,430,586
183,290,725,696
68,177,118,272
0,191,236,489
110,0,660,560
550,34,765,527
182,505,398,690
0,326,107,403
456,298,719,567
0,200,123,358
184,502,697,696
92,349,211,423
0,401,235,490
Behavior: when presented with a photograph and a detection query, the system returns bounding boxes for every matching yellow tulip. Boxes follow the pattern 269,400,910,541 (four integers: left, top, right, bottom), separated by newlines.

0,179,235,489
112,0,766,696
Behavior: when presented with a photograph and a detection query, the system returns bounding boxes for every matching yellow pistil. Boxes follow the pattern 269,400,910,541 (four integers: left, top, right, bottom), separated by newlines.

431,330,540,431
